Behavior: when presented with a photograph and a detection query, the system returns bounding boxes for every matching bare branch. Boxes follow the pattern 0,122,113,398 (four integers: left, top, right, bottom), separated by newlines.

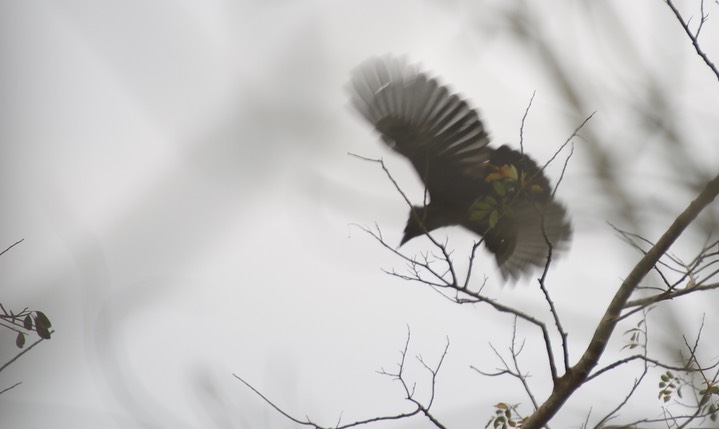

234,371,423,429
524,170,719,428
623,282,719,310
587,354,719,383
235,325,452,429
0,382,22,396
538,244,568,377
0,335,47,374
519,91,536,155
509,318,541,411
349,153,461,286
233,373,322,428
593,365,649,429
552,142,574,199
353,187,562,385
355,223,452,287
665,0,719,83
541,112,595,173
0,239,24,258
592,311,651,428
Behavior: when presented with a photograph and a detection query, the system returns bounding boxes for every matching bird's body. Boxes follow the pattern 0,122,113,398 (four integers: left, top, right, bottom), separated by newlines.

349,56,572,280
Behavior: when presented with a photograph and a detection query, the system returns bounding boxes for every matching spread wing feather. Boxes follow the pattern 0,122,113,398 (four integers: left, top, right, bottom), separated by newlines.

349,57,492,206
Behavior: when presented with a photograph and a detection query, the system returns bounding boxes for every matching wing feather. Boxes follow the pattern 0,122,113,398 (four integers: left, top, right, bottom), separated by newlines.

349,56,491,205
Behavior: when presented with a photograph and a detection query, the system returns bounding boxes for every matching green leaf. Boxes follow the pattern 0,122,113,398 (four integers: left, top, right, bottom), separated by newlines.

492,181,506,197
661,374,670,382
469,211,484,221
16,332,25,348
23,314,33,330
489,210,499,229
35,311,51,329
473,200,493,211
34,312,52,339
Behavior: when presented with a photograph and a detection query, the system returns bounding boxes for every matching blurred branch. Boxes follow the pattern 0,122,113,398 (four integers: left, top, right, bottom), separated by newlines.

504,4,640,228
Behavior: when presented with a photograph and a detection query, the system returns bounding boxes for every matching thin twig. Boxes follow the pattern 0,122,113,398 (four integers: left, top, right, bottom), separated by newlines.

537,207,566,378
509,317,541,411
592,310,650,428
519,91,537,155
587,354,718,383
233,373,422,429
538,276,567,376
622,282,719,311
0,239,24,258
552,142,574,198
0,336,46,374
541,112,595,173
665,0,719,83
0,382,22,396
350,154,459,285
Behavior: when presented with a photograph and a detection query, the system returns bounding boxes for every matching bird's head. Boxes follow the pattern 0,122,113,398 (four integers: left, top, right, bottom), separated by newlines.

400,206,429,246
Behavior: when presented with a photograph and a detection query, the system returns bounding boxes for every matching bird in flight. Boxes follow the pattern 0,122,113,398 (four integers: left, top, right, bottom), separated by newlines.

348,56,572,280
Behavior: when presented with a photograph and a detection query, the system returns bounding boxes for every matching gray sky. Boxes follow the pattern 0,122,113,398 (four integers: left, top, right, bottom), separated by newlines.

1,0,718,427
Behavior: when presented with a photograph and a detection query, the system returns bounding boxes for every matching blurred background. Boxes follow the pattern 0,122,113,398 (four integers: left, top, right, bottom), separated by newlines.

1,0,718,427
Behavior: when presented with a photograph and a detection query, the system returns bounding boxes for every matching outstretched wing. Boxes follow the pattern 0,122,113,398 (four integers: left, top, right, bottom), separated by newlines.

349,56,492,206
486,199,572,280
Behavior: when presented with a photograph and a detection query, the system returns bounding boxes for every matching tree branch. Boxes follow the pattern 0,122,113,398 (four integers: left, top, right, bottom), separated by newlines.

665,0,719,83
523,171,719,428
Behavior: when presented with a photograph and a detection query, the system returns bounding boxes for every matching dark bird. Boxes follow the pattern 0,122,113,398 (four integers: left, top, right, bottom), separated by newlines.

348,56,572,280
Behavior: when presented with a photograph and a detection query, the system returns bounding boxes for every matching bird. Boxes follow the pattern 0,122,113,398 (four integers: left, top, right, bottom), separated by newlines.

348,56,572,280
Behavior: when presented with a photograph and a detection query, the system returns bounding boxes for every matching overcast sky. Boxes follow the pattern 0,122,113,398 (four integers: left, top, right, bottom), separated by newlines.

1,1,718,428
